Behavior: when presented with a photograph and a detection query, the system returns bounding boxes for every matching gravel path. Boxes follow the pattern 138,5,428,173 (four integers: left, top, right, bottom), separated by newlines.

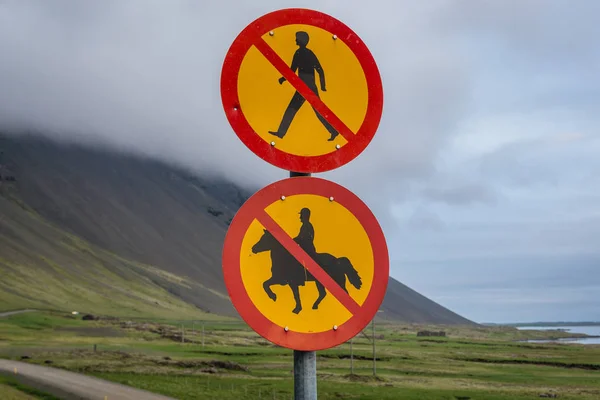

0,309,37,318
0,359,175,400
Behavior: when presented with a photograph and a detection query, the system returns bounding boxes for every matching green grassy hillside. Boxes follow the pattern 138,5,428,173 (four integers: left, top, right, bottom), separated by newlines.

0,194,224,320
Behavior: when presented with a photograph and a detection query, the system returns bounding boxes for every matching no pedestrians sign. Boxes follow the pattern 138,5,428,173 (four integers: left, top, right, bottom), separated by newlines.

220,8,384,173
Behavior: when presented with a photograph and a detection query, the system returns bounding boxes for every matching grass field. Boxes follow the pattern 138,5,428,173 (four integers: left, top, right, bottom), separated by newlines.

0,311,598,399
0,374,60,399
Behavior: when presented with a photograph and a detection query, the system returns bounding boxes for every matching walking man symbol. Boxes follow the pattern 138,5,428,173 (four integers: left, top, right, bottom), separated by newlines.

269,31,339,142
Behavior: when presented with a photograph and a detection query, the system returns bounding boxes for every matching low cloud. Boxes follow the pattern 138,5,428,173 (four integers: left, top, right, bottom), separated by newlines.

421,181,496,206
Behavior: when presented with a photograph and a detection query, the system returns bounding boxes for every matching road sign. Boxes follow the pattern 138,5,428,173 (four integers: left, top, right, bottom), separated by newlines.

222,176,389,351
220,8,384,174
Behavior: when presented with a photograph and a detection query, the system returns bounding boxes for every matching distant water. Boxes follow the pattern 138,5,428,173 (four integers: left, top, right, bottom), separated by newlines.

517,325,600,345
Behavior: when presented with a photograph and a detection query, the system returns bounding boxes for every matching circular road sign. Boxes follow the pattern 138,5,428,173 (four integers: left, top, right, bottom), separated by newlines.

222,176,389,351
220,8,384,173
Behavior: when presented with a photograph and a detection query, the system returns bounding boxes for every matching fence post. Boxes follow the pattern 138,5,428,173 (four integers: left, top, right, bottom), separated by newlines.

372,319,376,376
350,339,353,374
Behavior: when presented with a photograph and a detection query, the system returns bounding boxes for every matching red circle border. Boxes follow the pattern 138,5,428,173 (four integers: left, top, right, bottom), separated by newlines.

222,177,389,351
220,8,384,174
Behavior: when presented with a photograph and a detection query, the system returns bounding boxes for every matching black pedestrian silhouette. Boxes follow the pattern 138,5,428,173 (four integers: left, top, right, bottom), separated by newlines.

269,31,339,142
251,207,362,314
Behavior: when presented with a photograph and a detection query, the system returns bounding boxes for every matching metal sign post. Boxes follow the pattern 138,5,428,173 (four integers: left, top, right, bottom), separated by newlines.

290,171,316,399
294,350,317,400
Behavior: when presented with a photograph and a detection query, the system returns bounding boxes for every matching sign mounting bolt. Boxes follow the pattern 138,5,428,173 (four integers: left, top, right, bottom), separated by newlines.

270,141,276,146
335,144,341,150
333,325,338,330
284,326,289,332
333,34,338,40
269,30,274,36
329,196,334,202
280,195,286,201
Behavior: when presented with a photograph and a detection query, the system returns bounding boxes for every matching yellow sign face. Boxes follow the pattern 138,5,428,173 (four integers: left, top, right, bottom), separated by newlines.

237,24,369,157
240,194,374,333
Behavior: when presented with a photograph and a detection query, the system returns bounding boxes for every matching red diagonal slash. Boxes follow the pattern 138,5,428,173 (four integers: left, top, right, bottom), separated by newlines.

254,37,356,143
256,209,361,315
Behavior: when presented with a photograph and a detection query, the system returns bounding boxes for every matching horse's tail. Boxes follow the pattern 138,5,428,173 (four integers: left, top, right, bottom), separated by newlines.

338,257,362,290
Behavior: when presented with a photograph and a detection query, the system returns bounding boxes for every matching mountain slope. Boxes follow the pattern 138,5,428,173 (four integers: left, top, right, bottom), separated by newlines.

0,192,221,319
0,133,474,324
1,134,243,317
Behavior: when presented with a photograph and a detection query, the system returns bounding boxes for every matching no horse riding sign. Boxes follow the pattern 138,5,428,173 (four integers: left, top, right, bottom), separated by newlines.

221,177,389,351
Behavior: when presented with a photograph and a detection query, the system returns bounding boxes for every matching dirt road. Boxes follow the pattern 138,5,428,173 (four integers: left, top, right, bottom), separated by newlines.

0,359,175,400
0,309,37,318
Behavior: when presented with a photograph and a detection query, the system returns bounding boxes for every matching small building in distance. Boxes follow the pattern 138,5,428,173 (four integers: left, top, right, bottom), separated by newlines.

417,330,447,337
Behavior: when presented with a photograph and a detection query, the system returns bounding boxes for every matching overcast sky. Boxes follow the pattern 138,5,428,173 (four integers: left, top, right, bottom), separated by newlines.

0,0,598,323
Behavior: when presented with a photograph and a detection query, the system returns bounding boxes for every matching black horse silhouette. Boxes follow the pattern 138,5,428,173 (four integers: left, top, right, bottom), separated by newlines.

251,229,362,314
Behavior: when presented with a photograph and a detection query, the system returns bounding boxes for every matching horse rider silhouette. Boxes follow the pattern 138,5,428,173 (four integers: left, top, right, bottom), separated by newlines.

294,208,317,264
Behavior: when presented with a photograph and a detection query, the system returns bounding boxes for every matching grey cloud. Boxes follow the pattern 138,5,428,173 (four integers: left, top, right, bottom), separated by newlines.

436,0,600,121
478,132,600,189
420,181,496,206
442,285,600,323
439,0,600,66
396,255,600,322
406,206,445,232
400,254,600,291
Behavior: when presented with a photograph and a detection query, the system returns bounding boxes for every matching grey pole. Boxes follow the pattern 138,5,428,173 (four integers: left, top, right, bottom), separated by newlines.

290,170,317,400
294,349,317,399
